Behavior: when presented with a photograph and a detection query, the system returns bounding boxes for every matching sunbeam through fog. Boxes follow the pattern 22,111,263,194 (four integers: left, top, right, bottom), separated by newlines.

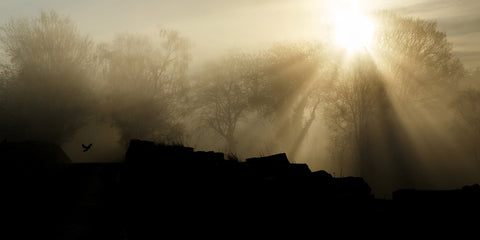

1,0,480,200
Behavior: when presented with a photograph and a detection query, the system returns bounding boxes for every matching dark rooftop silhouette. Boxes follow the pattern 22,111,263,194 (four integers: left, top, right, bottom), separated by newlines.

3,139,480,238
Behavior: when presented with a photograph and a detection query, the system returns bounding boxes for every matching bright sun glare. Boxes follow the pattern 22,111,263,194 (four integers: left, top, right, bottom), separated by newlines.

333,10,375,52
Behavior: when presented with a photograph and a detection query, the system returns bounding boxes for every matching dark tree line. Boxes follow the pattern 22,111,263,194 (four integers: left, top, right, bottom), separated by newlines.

97,31,190,145
0,11,95,143
0,12,190,146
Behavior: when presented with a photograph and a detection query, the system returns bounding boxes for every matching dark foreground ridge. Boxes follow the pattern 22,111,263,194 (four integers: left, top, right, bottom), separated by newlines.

3,139,480,238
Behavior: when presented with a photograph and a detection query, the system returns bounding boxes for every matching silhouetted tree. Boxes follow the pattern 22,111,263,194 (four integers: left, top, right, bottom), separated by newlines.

324,55,389,174
453,68,480,162
194,53,258,152
0,11,95,143
97,30,190,145
324,12,464,184
372,11,464,102
193,42,325,154
256,42,326,157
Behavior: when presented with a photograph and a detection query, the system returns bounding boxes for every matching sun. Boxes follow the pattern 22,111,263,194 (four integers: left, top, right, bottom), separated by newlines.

333,10,375,52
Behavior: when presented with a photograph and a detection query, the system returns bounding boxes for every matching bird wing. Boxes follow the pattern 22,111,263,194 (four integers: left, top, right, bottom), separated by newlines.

82,144,87,148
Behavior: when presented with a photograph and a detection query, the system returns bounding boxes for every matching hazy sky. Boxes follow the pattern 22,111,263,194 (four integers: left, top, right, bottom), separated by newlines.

1,0,479,69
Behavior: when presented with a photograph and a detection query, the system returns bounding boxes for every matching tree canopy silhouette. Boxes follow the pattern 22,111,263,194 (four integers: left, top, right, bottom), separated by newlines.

97,30,190,145
0,11,95,143
193,42,325,154
193,53,256,152
323,11,466,191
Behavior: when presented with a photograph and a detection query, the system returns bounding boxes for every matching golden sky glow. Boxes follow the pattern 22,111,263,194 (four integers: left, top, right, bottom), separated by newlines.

0,0,478,69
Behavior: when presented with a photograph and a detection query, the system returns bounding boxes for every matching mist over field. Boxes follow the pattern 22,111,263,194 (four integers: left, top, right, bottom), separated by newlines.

1,1,480,197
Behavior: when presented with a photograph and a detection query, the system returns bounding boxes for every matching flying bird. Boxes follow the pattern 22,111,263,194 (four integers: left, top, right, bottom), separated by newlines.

82,143,92,152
